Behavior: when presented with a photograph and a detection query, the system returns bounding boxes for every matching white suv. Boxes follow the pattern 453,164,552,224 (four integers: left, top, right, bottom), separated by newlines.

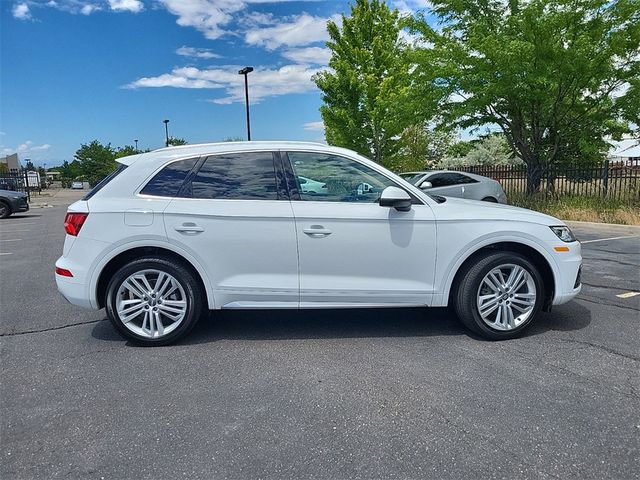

55,142,582,345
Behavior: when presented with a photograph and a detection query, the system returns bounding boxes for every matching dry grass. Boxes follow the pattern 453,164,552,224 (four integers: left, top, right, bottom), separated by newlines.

509,194,640,225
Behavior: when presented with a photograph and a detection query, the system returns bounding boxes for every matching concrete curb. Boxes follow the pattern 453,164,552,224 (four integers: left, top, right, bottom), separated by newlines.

564,220,640,230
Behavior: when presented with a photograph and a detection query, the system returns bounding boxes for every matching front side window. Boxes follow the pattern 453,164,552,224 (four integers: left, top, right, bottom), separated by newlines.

140,157,198,197
287,152,404,203
187,152,278,200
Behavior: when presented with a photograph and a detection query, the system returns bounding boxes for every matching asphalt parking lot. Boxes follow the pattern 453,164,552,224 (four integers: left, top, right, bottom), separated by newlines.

1,190,639,479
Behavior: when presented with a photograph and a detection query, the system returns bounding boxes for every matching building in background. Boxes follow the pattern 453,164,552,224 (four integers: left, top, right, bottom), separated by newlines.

609,137,640,167
0,153,21,171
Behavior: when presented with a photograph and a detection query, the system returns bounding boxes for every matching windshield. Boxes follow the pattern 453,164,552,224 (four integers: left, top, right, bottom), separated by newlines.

399,173,426,184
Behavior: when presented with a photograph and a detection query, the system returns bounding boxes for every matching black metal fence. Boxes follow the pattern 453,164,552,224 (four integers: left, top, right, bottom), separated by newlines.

0,170,31,201
452,161,640,202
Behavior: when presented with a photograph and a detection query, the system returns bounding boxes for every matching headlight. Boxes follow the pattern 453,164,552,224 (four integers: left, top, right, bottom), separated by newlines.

550,226,576,243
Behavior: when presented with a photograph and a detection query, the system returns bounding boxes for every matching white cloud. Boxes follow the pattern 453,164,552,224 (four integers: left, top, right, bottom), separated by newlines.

158,0,244,40
12,3,32,20
125,64,321,104
108,0,143,13
303,121,324,131
2,141,51,157
281,47,331,65
244,13,339,50
80,3,100,15
393,0,432,15
176,46,221,59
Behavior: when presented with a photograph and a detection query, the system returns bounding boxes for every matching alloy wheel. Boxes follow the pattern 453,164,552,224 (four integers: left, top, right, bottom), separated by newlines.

116,269,188,339
476,263,536,331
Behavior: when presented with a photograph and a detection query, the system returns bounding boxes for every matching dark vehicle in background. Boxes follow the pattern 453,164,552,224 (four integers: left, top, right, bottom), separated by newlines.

0,189,29,219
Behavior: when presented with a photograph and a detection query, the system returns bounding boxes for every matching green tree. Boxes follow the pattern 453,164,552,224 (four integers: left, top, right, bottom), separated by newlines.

74,140,116,186
410,0,640,192
25,160,36,171
167,137,187,146
115,145,138,159
439,135,520,168
391,124,454,171
0,163,8,174
314,0,416,166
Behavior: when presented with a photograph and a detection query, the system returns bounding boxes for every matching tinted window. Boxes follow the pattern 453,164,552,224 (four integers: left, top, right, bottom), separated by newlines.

287,152,402,203
140,158,198,197
188,152,278,200
83,164,127,200
457,173,478,184
400,173,426,184
426,173,459,188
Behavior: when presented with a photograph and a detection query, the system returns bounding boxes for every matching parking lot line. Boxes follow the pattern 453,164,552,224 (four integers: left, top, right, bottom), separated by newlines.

581,235,639,244
1,239,22,242
616,291,640,299
0,253,12,256
0,229,31,233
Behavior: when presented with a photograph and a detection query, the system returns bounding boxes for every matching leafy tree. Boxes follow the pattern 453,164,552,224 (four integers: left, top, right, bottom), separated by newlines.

390,124,454,171
115,145,138,159
410,0,640,192
25,160,36,171
439,135,520,168
447,140,476,158
167,137,187,146
74,140,116,186
314,0,416,166
222,136,244,142
0,163,8,174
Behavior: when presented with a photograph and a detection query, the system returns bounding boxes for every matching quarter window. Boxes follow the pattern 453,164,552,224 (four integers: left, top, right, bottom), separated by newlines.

140,158,198,197
287,152,405,203
188,152,278,200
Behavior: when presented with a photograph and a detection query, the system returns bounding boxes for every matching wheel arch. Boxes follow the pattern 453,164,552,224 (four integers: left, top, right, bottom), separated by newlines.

445,241,556,311
93,244,214,310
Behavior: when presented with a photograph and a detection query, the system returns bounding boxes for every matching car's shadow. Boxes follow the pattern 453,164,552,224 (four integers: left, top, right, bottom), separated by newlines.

4,214,43,219
91,301,591,346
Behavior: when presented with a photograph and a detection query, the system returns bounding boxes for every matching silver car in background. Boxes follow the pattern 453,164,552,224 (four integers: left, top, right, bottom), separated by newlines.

400,170,508,203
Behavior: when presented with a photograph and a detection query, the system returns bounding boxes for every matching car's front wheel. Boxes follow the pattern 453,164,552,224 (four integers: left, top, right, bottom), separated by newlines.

0,201,11,219
453,252,544,340
106,257,204,346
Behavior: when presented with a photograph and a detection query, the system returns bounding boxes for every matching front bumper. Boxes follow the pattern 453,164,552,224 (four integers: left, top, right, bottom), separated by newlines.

551,241,582,305
8,196,29,213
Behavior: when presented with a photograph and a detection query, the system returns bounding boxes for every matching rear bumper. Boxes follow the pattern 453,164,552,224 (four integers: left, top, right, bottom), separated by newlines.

55,255,98,309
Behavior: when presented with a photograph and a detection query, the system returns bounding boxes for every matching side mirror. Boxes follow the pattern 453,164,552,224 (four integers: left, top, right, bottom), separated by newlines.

419,181,433,189
379,186,412,212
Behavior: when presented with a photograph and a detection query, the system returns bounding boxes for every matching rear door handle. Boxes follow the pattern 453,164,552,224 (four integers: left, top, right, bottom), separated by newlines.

303,225,332,238
174,223,204,234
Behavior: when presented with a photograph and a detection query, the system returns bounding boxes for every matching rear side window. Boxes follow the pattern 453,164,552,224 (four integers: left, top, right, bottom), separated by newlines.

140,157,198,197
83,164,127,200
186,152,278,200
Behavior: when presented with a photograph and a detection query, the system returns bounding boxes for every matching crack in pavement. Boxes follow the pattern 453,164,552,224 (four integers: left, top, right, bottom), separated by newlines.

576,296,640,312
581,281,639,291
556,337,640,363
0,319,106,337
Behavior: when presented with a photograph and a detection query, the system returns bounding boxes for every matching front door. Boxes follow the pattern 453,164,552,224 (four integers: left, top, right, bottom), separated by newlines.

284,151,437,307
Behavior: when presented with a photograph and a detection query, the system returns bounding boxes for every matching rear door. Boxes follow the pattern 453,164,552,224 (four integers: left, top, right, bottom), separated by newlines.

163,151,299,308
424,173,464,198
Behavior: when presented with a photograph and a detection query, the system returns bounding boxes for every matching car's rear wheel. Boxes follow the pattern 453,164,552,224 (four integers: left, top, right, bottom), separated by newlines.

482,196,498,203
106,257,204,346
0,201,11,219
453,252,544,340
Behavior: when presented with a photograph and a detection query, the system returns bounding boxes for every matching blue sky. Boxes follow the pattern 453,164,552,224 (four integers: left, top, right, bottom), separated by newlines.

1,0,431,167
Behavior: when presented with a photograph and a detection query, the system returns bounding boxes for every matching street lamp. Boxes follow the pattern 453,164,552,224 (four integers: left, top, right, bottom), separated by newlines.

134,139,139,152
238,66,254,141
163,119,170,147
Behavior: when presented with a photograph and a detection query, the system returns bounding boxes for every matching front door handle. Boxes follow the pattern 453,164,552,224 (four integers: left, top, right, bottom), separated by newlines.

174,222,204,234
303,225,332,238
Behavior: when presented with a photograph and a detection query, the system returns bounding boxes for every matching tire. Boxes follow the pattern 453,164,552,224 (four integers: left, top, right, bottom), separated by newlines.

105,256,204,346
0,201,11,219
482,196,498,203
453,251,544,340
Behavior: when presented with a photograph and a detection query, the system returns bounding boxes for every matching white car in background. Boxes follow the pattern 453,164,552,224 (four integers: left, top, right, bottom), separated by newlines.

400,171,508,203
71,181,84,189
56,142,581,346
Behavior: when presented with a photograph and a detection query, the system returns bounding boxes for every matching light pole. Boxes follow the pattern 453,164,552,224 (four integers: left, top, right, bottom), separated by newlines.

163,119,170,147
238,66,254,141
134,139,139,152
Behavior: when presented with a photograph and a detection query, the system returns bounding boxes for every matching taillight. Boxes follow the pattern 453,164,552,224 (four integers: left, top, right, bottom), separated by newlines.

55,267,73,277
64,212,88,236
